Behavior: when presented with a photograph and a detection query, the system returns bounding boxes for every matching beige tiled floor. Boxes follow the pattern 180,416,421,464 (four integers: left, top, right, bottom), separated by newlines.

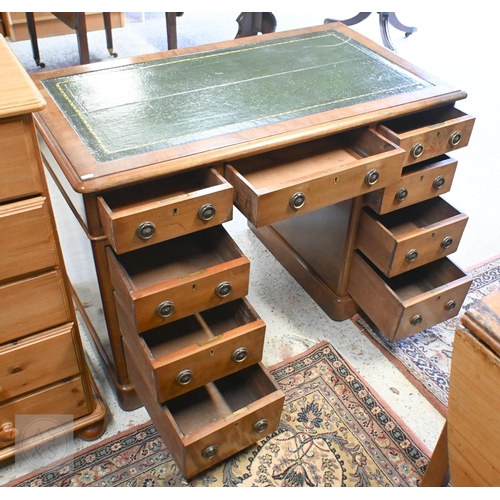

1,10,499,485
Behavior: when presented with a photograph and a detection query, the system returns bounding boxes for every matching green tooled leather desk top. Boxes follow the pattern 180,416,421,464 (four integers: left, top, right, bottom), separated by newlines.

42,28,431,164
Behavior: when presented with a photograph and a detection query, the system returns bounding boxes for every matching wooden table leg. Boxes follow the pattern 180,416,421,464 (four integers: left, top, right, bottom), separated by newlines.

420,422,450,487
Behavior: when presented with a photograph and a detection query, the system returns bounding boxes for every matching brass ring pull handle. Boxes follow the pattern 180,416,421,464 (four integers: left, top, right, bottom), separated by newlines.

136,221,156,240
395,188,408,202
232,347,248,362
289,192,306,210
0,422,17,442
433,176,446,189
449,131,462,147
410,314,423,326
405,249,419,262
176,369,193,385
215,281,232,297
198,203,216,221
441,236,453,249
202,445,218,459
364,169,380,186
411,142,424,159
253,418,269,433
445,300,456,311
156,300,174,318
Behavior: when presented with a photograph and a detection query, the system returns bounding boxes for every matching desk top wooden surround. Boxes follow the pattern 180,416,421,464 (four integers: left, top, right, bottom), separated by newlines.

31,23,466,194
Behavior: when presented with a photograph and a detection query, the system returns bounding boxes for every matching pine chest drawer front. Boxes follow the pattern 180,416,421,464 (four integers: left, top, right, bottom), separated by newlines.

348,251,472,342
377,106,475,167
0,197,57,281
355,197,468,278
121,298,266,403
108,225,250,333
97,168,234,254
127,352,284,479
224,128,404,228
363,155,458,215
0,377,92,449
0,117,43,203
0,270,71,344
0,323,80,402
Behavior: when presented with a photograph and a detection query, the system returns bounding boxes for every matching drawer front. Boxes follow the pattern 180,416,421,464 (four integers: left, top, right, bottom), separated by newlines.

0,270,71,344
348,251,472,342
121,298,266,402
0,323,80,402
364,155,458,214
126,352,284,479
97,168,234,254
0,117,43,203
377,106,475,167
0,197,57,281
0,377,91,449
356,198,468,277
108,226,250,332
225,128,404,227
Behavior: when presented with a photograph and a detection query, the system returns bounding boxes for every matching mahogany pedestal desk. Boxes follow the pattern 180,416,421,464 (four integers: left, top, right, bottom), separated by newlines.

30,24,474,476
0,35,106,461
422,289,500,486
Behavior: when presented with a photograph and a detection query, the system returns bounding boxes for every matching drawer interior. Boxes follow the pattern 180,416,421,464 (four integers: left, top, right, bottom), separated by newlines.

164,364,277,435
361,252,467,301
110,226,243,290
226,128,396,190
379,105,467,134
98,169,226,213
368,197,462,236
141,300,259,358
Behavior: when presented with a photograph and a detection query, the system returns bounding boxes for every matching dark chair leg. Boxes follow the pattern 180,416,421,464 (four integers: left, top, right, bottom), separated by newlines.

387,12,417,36
74,13,90,64
235,12,276,38
324,12,372,26
103,12,117,57
25,12,45,68
165,12,178,50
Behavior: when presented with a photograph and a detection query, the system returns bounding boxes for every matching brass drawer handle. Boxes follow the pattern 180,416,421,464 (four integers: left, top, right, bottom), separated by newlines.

441,236,453,249
215,281,232,298
202,444,218,459
176,369,193,385
136,221,156,240
232,347,248,362
290,192,306,210
253,418,269,433
364,169,379,186
198,203,216,221
0,422,17,443
411,142,424,159
433,176,446,189
156,300,174,318
405,249,419,262
410,314,423,326
445,300,456,311
449,131,462,147
395,188,408,202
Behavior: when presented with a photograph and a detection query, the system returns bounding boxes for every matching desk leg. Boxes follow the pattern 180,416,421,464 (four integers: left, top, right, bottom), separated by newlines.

420,422,450,487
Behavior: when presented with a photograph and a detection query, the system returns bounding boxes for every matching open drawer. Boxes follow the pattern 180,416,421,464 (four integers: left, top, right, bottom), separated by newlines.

126,350,285,479
120,297,266,402
348,250,472,342
376,105,475,167
97,168,234,254
107,225,250,333
224,128,404,227
355,197,468,277
364,155,458,214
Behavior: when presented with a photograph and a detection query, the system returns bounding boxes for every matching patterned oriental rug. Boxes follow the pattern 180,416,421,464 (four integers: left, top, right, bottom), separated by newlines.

353,255,500,417
7,341,429,487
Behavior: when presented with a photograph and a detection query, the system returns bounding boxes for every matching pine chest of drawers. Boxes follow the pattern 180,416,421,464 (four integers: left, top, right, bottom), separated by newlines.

0,35,106,460
30,23,474,477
